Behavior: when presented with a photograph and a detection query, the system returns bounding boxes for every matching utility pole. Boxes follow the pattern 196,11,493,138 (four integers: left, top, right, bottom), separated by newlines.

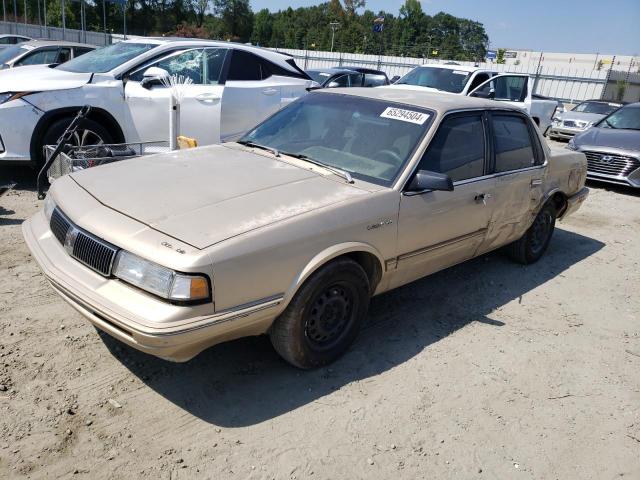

22,0,26,24
3,0,6,22
329,21,340,52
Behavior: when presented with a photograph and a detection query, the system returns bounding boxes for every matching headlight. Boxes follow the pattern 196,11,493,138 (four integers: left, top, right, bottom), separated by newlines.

43,195,55,221
567,138,578,151
0,91,33,104
113,250,210,303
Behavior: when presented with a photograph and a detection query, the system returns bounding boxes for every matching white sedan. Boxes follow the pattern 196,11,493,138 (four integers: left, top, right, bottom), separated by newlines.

0,39,314,165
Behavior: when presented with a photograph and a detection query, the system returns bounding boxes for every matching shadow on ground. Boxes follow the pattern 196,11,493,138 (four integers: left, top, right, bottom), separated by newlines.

97,227,605,427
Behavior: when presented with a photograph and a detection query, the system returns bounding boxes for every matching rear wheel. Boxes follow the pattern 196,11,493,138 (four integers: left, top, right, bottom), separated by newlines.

506,203,556,265
270,258,370,369
37,117,112,167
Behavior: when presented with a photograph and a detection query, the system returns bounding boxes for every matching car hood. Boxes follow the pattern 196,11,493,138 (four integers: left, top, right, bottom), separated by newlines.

574,127,640,152
559,111,604,123
70,144,367,249
0,65,91,93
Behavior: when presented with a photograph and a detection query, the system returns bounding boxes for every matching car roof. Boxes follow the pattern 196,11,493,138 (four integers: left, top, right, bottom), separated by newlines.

307,67,356,74
316,87,523,114
341,66,387,75
0,34,30,38
20,40,97,48
417,63,482,72
578,99,624,105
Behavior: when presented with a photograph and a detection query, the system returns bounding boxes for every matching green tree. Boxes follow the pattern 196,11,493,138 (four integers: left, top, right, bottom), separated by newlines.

213,0,253,41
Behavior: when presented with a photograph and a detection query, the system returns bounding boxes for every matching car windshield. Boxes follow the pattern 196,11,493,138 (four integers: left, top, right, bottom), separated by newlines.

395,66,471,93
0,44,27,64
56,42,156,73
598,105,640,130
306,70,333,84
239,92,434,186
574,101,620,115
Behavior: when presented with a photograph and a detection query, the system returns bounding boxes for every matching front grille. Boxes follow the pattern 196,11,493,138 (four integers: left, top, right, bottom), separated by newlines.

50,208,71,244
49,208,119,277
72,231,118,276
584,151,640,178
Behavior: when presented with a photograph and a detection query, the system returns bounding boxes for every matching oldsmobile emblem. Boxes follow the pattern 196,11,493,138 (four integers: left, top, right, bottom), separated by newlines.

367,219,393,230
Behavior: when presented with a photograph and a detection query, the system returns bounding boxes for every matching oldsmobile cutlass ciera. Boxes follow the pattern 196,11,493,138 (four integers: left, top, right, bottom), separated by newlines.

23,89,589,368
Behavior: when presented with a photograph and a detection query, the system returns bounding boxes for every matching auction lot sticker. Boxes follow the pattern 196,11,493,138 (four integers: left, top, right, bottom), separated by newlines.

380,107,430,125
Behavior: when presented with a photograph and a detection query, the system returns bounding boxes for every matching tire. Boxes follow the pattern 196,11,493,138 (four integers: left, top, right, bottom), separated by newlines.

506,203,556,265
270,258,370,369
38,117,113,166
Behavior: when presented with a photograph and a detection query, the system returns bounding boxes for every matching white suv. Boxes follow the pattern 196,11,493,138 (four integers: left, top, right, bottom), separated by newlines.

0,39,313,165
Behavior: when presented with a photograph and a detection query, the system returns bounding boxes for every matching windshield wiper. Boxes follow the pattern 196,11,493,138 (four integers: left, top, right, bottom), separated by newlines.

237,140,280,157
281,151,354,184
603,119,617,129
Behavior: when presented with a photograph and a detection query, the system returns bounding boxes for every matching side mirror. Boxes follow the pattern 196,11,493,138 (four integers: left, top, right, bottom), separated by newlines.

327,81,340,88
390,75,401,84
405,170,454,195
140,66,169,90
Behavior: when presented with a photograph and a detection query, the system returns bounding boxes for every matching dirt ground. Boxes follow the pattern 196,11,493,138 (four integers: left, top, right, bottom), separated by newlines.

1,142,639,479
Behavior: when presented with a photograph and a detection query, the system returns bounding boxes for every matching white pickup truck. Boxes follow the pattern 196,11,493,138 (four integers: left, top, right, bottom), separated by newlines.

387,64,558,134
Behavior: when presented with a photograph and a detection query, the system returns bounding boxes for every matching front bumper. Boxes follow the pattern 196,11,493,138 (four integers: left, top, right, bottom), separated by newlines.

549,125,587,140
22,211,282,361
561,186,589,219
0,98,41,162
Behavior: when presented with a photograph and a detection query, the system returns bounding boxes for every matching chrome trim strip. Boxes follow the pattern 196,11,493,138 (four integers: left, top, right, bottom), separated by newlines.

48,272,284,337
397,228,488,262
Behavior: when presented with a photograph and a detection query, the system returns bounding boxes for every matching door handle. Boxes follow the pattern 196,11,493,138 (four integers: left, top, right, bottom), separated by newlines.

261,88,278,96
530,178,542,187
475,193,492,205
195,93,221,103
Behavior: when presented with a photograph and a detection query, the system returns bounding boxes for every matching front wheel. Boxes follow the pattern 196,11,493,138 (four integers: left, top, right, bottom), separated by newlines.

38,117,113,166
506,203,556,265
269,258,370,369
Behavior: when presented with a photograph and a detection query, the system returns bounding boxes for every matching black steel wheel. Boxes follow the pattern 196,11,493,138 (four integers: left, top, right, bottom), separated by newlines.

270,258,370,369
506,203,556,265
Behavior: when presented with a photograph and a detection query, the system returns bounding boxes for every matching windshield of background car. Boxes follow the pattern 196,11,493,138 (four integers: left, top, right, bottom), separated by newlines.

240,92,434,186
0,44,26,64
597,105,640,130
574,101,620,115
306,70,332,84
395,67,471,93
56,42,156,73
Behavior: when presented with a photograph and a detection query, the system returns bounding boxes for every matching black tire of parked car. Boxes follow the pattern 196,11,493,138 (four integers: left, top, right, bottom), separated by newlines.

506,203,556,265
40,117,113,166
270,258,370,369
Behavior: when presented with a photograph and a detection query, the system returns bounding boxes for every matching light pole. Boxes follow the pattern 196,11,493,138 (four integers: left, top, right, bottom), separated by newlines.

329,21,340,52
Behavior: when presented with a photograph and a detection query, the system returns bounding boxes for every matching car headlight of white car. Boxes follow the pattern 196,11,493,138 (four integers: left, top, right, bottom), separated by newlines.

113,250,210,303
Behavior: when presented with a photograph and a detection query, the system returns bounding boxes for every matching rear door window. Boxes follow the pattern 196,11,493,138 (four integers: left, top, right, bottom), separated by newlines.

15,48,60,66
418,113,486,182
363,73,387,87
57,48,71,64
227,50,268,81
492,114,538,172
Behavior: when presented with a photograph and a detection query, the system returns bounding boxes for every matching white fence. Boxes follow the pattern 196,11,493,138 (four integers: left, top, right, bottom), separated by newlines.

0,20,124,46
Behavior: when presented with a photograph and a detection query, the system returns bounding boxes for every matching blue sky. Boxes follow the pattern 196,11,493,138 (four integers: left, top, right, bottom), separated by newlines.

250,0,640,55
